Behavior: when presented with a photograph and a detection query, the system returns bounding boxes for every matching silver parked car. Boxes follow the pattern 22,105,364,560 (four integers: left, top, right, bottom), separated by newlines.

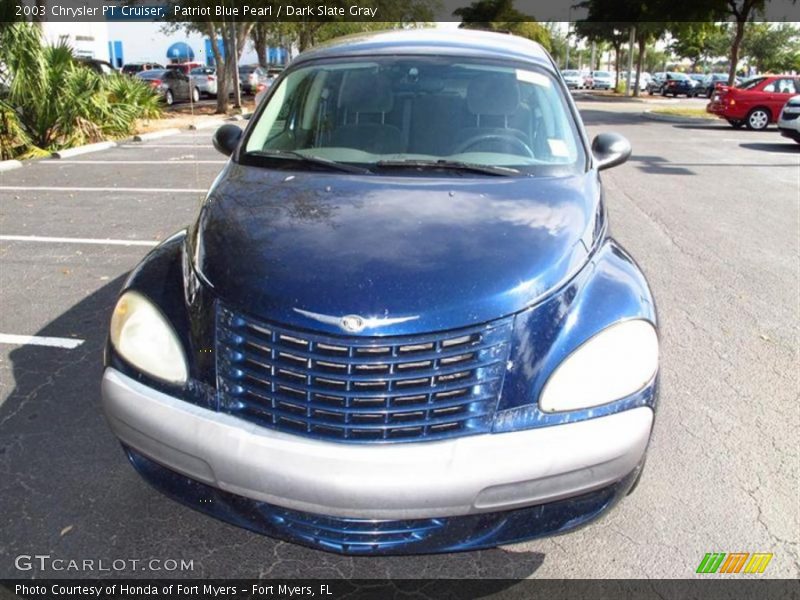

778,95,800,143
190,66,217,97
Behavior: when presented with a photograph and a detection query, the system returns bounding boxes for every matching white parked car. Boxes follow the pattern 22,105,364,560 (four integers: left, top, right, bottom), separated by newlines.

621,71,648,91
778,95,800,143
561,69,584,89
592,70,614,90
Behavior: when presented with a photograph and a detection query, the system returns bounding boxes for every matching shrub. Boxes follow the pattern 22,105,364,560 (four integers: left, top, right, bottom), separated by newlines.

0,22,161,159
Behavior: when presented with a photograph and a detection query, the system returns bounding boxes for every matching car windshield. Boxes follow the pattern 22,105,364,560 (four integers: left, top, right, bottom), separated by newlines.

243,57,585,176
669,73,689,80
593,71,610,77
562,70,579,76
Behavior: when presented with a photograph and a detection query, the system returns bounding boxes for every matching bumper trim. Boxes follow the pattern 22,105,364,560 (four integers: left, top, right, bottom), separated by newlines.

102,368,653,520
127,447,640,555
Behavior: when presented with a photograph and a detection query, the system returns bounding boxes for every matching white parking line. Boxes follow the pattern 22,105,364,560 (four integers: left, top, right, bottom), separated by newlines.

0,334,84,349
38,160,226,165
0,235,158,247
0,186,205,193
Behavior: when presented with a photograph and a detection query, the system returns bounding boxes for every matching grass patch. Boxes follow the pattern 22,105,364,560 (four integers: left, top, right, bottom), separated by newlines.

651,107,714,119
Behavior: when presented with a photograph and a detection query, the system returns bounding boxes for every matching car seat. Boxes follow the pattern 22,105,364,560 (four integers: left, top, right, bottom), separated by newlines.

330,71,403,154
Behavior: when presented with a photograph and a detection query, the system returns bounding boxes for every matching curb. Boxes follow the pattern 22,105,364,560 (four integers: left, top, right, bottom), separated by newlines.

188,120,226,130
576,92,648,103
51,141,116,159
133,128,181,141
0,159,23,172
642,110,716,124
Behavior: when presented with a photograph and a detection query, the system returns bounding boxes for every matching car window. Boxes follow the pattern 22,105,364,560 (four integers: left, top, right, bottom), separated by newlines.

243,57,586,176
739,77,765,90
775,79,797,94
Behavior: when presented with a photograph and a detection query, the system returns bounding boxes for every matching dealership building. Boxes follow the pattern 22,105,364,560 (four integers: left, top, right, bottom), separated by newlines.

41,21,289,68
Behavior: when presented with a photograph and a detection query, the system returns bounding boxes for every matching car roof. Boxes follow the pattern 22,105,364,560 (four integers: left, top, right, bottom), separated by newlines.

294,29,553,70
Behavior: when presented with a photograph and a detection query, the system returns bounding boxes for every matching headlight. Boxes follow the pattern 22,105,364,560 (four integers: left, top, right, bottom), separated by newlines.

109,291,188,384
539,320,658,413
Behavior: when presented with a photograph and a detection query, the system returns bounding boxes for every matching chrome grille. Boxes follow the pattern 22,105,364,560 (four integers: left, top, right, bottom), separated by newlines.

216,305,512,443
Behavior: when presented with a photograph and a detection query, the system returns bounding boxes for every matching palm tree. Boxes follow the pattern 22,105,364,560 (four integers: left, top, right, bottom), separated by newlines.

0,22,161,159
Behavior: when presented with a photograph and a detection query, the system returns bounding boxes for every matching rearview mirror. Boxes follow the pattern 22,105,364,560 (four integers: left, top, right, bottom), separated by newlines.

213,124,243,157
592,133,632,171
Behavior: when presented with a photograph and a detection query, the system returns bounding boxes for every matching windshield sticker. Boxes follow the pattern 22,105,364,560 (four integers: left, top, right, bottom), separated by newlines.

516,69,550,88
548,139,569,157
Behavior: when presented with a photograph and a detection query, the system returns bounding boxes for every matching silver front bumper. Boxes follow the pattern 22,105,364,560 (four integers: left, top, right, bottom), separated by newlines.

102,368,653,520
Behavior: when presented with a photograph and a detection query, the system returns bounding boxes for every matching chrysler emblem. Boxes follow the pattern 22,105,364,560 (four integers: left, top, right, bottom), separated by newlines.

293,308,419,332
340,315,366,333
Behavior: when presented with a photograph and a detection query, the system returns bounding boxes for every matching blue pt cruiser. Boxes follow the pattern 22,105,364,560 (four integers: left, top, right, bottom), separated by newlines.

102,30,658,555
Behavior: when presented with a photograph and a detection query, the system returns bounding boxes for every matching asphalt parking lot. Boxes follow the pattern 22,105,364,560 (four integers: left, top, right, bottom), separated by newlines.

0,100,797,580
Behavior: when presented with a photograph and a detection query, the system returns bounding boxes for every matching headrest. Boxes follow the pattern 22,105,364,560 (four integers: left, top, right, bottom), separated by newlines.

338,71,394,113
467,74,520,116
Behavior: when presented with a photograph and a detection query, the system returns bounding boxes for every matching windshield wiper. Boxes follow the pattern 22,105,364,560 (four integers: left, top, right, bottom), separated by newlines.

246,149,372,175
375,159,522,177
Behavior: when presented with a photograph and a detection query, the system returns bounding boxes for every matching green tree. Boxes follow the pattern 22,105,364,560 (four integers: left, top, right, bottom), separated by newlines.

669,22,731,70
454,0,551,49
741,22,800,73
574,21,628,88
659,0,769,85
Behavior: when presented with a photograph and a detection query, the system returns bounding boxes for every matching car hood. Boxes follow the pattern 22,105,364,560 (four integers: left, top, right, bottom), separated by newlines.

192,163,602,335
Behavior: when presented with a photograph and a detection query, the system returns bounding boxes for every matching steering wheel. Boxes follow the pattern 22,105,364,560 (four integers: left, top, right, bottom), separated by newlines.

454,133,535,157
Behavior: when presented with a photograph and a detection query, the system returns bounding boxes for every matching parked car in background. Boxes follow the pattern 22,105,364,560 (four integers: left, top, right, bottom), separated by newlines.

561,69,584,89
689,74,705,90
238,64,269,94
691,73,729,98
647,72,666,95
591,70,614,90
621,71,647,92
136,68,200,105
777,95,800,142
75,57,117,76
166,62,205,76
102,29,658,556
190,66,217,97
660,72,694,97
266,66,284,80
707,75,800,129
121,62,164,76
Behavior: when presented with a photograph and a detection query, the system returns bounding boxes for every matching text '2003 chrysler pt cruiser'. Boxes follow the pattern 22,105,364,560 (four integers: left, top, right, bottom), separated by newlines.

102,29,658,555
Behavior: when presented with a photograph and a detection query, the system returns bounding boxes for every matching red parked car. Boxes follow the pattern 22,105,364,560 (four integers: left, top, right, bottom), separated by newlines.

707,75,800,130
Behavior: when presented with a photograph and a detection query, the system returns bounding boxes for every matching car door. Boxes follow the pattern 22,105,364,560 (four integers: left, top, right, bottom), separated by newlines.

175,70,190,100
163,70,177,99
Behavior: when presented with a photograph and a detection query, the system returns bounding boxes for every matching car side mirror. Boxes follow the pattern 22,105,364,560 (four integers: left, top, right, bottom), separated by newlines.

213,124,243,157
592,133,632,171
